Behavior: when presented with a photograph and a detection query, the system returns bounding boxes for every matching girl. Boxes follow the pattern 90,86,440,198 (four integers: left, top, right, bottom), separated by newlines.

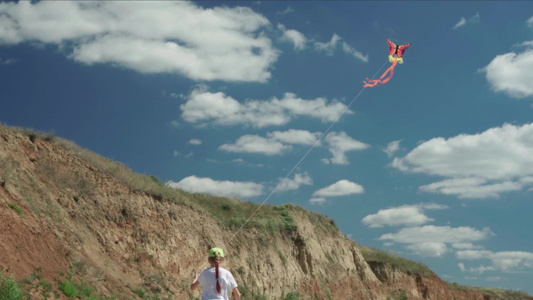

191,247,241,300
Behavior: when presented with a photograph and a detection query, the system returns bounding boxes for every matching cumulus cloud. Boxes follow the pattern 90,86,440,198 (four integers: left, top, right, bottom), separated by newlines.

0,1,278,82
218,129,320,156
361,203,448,228
380,225,493,257
407,242,448,257
309,197,327,205
277,172,313,192
313,179,364,197
181,88,352,128
392,123,533,198
419,177,522,199
323,131,369,165
188,139,202,145
384,140,401,157
219,134,291,155
482,49,533,98
528,16,533,28
456,250,533,273
453,13,480,29
278,23,306,50
167,175,263,198
267,129,321,145
452,243,483,250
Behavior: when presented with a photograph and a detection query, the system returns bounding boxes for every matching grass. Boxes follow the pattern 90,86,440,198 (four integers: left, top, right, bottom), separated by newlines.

7,202,23,215
2,125,338,238
0,271,26,300
360,246,432,276
284,291,300,300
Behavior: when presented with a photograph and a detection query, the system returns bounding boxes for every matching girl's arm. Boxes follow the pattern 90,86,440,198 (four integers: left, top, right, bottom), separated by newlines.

190,274,200,291
232,287,241,300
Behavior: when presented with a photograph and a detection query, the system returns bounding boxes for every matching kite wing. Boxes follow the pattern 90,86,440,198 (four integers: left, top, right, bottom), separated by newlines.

397,43,411,58
387,39,396,56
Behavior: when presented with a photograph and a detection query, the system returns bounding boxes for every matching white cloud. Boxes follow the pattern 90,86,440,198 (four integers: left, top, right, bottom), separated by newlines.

417,203,449,210
384,140,401,157
313,179,364,197
323,131,369,165
483,49,533,98
392,123,533,198
407,242,448,257
456,250,533,273
458,262,466,272
181,88,352,128
267,129,321,145
218,129,320,156
362,203,448,228
453,13,480,30
219,134,291,155
453,17,466,30
380,225,493,257
0,1,278,82
420,177,522,199
362,206,434,228
486,276,501,282
528,16,533,28
278,23,306,50
452,243,483,250
341,42,368,62
314,34,341,55
277,172,313,192
277,6,294,15
313,33,367,62
167,175,263,198
0,56,17,65
309,197,327,205
188,139,202,145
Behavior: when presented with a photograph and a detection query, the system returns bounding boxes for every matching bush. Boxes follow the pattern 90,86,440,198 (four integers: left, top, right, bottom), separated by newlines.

0,272,25,300
60,280,79,298
284,291,300,300
7,203,23,215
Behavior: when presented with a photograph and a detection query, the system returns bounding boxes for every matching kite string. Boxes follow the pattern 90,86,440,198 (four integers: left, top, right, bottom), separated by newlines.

226,59,390,245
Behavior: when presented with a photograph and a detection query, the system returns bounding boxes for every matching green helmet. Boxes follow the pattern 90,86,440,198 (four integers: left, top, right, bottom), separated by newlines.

209,247,224,258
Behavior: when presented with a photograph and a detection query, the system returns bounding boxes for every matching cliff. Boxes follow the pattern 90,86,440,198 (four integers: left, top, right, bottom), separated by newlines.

1,124,531,300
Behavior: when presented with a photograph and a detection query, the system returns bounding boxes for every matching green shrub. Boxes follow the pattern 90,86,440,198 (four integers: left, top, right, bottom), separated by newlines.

284,291,300,300
133,287,145,298
60,280,79,298
7,203,23,215
0,272,25,300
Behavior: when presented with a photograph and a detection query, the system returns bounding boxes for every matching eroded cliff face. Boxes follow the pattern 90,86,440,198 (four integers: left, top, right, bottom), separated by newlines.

0,126,530,300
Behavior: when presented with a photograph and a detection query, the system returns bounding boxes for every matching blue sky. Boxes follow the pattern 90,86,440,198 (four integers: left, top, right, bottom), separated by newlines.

1,0,533,294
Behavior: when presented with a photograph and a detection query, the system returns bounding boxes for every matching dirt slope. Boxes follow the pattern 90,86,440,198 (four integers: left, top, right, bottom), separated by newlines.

1,125,531,300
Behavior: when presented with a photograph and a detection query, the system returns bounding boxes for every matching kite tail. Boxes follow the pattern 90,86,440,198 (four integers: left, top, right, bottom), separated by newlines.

363,59,398,88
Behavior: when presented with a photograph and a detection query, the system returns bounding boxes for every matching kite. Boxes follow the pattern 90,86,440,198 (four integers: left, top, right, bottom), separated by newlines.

363,39,411,88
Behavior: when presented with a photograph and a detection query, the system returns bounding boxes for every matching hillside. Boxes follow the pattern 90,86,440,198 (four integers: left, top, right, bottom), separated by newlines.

1,124,531,300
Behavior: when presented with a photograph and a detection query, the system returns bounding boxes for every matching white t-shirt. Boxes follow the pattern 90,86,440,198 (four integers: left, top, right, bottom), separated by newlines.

198,267,238,300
